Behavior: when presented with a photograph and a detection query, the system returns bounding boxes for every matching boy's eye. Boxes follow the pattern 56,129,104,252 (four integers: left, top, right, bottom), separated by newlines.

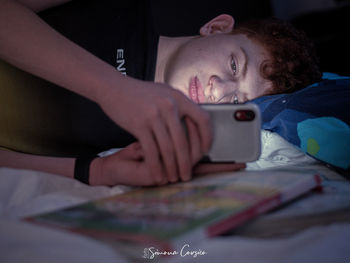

231,57,237,75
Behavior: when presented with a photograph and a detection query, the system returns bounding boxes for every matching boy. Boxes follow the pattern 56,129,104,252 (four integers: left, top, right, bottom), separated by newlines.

0,0,321,186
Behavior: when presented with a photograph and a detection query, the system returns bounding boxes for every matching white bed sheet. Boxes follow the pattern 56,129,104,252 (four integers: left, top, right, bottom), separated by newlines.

1,130,349,263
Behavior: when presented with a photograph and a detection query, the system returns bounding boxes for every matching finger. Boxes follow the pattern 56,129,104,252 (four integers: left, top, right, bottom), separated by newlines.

138,131,167,185
164,110,192,182
152,119,179,183
120,142,144,160
115,158,155,186
114,143,169,186
184,117,202,165
193,163,246,175
180,99,213,155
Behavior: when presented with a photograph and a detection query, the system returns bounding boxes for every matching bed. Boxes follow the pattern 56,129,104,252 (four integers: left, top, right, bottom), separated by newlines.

1,78,350,262
1,1,350,261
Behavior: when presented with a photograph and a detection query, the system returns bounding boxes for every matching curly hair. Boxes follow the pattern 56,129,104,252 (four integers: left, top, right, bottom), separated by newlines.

233,18,322,94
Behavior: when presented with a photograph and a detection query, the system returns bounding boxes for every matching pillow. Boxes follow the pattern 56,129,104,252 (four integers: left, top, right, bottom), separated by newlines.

251,74,350,171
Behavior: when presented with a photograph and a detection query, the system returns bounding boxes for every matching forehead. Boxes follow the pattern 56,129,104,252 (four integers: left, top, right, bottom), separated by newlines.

224,33,268,58
199,33,270,69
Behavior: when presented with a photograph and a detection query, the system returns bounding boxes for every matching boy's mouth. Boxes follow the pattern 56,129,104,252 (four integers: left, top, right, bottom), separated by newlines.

189,76,205,103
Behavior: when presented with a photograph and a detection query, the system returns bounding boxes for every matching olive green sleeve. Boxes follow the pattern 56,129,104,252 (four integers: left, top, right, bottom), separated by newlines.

0,60,135,157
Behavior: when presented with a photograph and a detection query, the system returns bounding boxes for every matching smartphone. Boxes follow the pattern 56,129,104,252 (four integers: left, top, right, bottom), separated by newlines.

200,103,261,163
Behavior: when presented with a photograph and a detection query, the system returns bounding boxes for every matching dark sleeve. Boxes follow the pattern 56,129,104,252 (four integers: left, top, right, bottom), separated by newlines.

0,59,135,157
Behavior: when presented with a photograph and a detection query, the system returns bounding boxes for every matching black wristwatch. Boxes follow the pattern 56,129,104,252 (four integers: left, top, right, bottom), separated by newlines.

74,155,97,185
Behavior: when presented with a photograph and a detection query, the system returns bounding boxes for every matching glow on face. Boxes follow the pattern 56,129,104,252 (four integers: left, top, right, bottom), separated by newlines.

164,33,273,104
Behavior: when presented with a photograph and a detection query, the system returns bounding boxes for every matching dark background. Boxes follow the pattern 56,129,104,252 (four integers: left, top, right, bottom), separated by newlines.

40,0,350,76
150,0,350,76
291,5,350,76
151,0,273,36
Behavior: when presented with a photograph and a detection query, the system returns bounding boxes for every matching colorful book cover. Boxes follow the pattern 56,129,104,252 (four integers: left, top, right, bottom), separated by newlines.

26,169,321,253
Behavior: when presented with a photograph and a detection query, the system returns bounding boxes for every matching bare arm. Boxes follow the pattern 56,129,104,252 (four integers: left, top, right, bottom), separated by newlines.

0,149,76,179
0,0,213,185
0,0,121,102
16,0,72,12
0,147,245,186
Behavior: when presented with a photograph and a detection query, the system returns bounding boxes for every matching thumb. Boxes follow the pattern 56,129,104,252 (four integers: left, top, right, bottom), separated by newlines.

119,142,144,161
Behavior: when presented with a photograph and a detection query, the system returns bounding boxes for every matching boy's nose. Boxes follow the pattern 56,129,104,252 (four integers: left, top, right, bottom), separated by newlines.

208,75,236,102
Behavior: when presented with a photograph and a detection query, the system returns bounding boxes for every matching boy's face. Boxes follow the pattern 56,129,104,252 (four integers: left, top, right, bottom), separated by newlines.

164,33,272,103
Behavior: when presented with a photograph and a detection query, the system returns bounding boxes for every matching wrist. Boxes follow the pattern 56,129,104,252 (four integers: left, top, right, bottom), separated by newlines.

88,156,104,186
94,74,139,108
74,155,98,185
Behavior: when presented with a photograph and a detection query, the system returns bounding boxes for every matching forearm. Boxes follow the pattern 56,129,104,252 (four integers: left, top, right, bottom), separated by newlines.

0,149,76,178
0,149,114,186
17,0,72,12
0,0,125,104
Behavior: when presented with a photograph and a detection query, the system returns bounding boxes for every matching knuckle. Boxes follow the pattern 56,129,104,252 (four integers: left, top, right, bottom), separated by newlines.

145,106,161,120
161,97,177,112
171,88,185,98
168,88,185,102
150,166,164,183
154,174,166,185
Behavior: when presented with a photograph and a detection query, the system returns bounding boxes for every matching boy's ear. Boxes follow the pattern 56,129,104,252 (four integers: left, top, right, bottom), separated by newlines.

200,14,235,36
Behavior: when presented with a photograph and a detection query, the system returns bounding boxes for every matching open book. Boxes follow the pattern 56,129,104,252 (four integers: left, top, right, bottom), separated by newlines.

26,169,321,255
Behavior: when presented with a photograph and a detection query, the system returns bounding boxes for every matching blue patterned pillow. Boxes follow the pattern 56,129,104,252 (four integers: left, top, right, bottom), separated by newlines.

251,74,350,170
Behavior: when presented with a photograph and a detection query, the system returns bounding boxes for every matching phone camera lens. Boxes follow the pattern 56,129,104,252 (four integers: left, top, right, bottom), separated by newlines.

234,110,255,121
